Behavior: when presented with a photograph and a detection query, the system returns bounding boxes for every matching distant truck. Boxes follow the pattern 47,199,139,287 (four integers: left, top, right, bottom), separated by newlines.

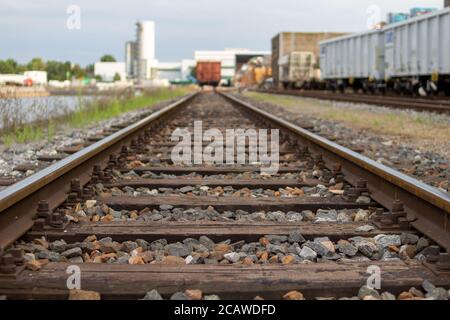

196,61,221,86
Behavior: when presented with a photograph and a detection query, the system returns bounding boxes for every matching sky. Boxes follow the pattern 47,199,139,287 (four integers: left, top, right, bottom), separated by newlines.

0,0,445,66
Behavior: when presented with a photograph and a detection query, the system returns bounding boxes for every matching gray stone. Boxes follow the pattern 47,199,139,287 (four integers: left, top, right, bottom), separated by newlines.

298,246,317,260
179,186,195,193
61,247,82,258
337,242,358,257
122,241,138,253
420,245,440,257
381,251,400,261
380,292,396,300
303,241,329,257
265,235,288,244
356,196,371,204
358,285,380,299
224,252,240,263
266,244,288,254
267,211,285,221
166,242,190,257
142,289,163,300
315,209,337,222
416,237,430,252
199,236,215,250
49,240,67,253
170,292,189,300
38,251,61,262
400,233,419,245
136,239,150,250
355,225,375,232
286,211,303,222
68,256,84,263
422,280,436,293
288,231,305,244
159,204,173,210
426,288,448,300
374,234,401,248
150,239,168,251
337,212,351,223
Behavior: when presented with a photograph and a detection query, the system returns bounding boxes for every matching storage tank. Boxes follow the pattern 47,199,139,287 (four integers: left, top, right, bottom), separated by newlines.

136,21,156,81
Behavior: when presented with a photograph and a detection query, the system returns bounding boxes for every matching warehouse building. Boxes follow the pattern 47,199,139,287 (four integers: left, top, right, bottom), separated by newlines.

94,62,126,82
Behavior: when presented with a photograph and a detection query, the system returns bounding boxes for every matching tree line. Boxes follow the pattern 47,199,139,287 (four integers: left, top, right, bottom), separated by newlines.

0,55,116,81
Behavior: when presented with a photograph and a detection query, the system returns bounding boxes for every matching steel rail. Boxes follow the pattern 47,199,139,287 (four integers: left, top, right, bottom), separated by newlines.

0,92,198,249
221,92,450,253
258,89,450,114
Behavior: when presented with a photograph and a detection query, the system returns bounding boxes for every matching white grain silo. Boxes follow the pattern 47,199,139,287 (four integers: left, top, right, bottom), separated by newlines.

136,21,156,81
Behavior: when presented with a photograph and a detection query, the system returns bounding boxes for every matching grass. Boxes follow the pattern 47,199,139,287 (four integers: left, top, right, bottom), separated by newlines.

244,91,450,143
0,87,193,146
243,91,450,158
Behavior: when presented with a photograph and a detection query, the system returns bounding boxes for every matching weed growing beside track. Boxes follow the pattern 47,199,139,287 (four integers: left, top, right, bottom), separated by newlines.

0,87,192,146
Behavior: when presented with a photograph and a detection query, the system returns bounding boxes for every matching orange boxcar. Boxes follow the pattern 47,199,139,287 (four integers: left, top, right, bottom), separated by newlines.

196,61,221,86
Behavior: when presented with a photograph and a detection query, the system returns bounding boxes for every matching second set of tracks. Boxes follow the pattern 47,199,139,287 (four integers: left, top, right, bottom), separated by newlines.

257,89,450,114
0,91,449,300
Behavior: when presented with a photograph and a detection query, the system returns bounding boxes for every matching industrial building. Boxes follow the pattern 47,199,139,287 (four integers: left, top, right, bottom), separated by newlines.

194,49,270,85
94,62,126,82
125,21,157,82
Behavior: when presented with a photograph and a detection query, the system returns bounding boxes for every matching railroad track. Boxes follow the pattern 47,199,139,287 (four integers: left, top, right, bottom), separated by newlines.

257,89,450,114
0,91,449,300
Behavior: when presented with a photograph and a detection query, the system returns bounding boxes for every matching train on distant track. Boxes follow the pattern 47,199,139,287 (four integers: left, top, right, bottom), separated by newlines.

195,61,222,87
318,7,450,96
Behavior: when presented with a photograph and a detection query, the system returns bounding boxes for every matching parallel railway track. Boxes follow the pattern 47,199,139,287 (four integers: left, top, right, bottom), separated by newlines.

0,91,449,300
257,89,450,114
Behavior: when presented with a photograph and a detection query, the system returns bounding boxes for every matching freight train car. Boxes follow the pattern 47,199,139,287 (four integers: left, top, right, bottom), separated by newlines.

384,7,450,95
320,29,385,93
319,7,450,96
196,61,221,87
279,51,318,89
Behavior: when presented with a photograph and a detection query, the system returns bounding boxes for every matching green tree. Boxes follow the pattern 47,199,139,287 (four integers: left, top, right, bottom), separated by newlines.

27,57,46,71
46,60,71,81
84,64,95,77
100,54,116,62
72,64,85,79
113,72,121,82
0,59,18,74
